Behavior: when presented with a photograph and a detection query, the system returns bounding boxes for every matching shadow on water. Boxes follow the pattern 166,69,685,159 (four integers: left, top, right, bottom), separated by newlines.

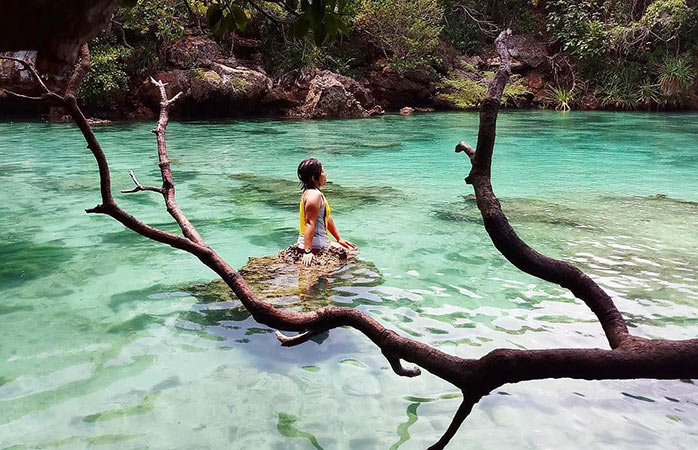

225,172,405,212
0,240,75,288
434,194,585,228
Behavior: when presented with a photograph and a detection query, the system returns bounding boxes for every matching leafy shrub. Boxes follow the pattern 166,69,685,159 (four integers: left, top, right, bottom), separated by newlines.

439,74,530,109
120,0,187,43
78,45,133,108
641,0,690,31
547,0,610,66
354,0,443,71
637,79,660,109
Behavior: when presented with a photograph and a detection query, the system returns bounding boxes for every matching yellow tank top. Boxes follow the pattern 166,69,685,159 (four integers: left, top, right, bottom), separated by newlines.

299,191,331,234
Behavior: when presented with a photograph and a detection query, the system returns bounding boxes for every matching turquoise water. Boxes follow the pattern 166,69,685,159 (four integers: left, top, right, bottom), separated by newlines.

1,111,697,449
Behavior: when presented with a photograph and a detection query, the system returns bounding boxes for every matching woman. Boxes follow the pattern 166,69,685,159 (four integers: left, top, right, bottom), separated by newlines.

297,158,357,267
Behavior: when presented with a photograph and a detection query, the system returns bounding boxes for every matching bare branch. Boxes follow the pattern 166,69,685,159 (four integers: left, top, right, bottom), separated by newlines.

382,350,422,377
0,55,51,94
149,77,205,245
427,397,478,450
65,44,90,97
2,89,45,101
120,170,164,194
9,30,698,450
275,329,323,346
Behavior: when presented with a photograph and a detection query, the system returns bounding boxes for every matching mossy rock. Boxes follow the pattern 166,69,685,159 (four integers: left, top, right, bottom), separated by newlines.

184,245,383,323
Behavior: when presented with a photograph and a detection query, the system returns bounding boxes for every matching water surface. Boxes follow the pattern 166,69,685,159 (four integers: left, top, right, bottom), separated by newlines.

1,111,697,449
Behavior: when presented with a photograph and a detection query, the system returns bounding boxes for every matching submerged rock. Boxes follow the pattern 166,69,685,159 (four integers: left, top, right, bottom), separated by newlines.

186,244,382,314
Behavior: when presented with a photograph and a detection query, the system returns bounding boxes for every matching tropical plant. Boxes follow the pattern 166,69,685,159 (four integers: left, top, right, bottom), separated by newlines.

597,80,639,110
657,54,696,97
636,79,661,109
546,0,609,66
549,86,573,111
120,0,188,43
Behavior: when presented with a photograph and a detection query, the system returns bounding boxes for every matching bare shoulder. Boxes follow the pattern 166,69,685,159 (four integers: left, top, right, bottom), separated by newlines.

303,189,323,206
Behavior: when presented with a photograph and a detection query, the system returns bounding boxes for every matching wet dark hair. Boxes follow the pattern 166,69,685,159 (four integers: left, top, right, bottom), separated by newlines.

297,158,323,191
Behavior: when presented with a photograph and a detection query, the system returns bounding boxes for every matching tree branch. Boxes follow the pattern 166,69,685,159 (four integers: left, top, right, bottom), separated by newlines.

460,30,629,349
120,170,164,194
427,397,478,450
149,77,205,245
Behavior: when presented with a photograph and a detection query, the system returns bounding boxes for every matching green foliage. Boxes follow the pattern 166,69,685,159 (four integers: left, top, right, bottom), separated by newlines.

354,0,443,70
78,45,133,108
658,54,695,98
120,0,187,42
262,37,326,74
596,62,642,110
637,79,660,109
642,0,689,30
547,1,609,66
439,74,530,109
549,86,573,111
204,0,350,45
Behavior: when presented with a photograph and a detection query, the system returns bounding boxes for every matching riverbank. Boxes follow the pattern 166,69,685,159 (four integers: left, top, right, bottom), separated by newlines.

3,31,697,122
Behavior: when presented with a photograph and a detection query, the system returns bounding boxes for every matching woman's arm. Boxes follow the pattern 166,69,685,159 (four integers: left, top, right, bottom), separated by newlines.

327,215,357,250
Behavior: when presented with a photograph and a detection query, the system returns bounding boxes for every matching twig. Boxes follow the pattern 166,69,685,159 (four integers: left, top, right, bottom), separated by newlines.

120,170,164,194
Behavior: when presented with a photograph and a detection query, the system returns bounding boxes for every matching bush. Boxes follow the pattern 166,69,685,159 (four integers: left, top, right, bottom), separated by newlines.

354,0,443,71
439,74,530,109
120,0,187,43
78,45,133,108
547,1,610,68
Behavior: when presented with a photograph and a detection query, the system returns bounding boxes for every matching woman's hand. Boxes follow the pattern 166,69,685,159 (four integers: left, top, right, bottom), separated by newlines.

337,238,357,250
301,252,314,267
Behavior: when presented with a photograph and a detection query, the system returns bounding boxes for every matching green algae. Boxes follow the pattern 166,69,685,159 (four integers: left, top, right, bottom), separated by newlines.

277,413,324,450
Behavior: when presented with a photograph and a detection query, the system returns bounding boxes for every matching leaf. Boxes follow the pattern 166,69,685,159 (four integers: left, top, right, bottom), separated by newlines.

286,0,299,10
231,5,249,32
292,13,312,38
337,19,349,36
206,4,223,30
313,20,327,46
310,0,325,23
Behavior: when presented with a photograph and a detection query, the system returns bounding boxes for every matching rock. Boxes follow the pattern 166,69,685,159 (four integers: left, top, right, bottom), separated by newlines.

524,71,545,92
48,107,71,123
86,118,113,125
167,36,222,69
364,65,439,110
146,63,273,117
508,34,549,71
127,105,156,121
185,244,382,309
288,70,383,119
399,107,414,115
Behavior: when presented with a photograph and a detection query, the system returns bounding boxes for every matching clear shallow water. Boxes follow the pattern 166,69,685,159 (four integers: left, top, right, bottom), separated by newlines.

1,111,697,449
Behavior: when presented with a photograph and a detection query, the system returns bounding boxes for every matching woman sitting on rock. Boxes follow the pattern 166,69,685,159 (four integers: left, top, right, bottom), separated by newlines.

297,158,357,267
